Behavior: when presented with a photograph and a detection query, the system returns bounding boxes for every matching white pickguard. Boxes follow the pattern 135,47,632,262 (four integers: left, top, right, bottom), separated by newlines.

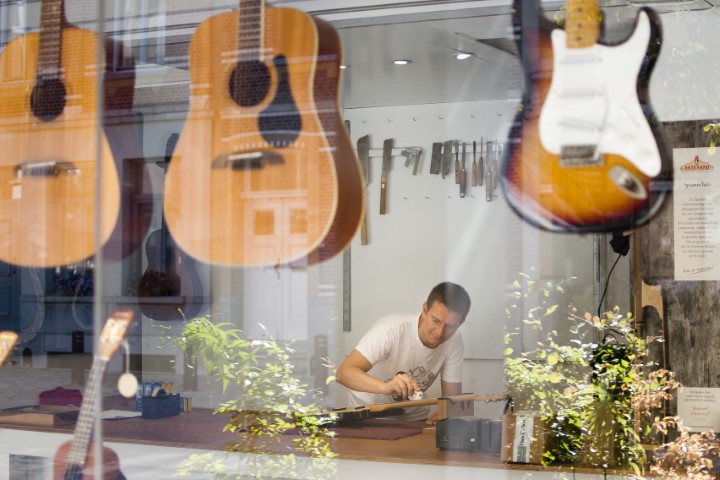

538,10,661,177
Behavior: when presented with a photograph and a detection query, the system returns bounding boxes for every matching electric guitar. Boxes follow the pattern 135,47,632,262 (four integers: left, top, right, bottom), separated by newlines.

502,0,667,232
0,0,121,267
52,309,133,480
0,331,18,367
163,0,363,266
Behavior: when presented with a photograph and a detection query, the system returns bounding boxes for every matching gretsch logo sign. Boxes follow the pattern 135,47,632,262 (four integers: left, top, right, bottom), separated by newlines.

680,155,714,172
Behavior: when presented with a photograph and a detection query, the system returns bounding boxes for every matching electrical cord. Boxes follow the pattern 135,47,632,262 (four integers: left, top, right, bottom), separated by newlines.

596,252,623,319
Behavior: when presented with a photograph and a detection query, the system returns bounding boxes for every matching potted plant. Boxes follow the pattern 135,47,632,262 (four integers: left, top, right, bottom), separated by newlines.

504,272,679,475
155,315,337,479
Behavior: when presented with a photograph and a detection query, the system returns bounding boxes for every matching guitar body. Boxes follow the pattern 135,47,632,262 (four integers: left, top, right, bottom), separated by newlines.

138,226,204,321
53,441,124,480
306,17,364,265
164,7,343,266
502,0,667,232
0,28,120,267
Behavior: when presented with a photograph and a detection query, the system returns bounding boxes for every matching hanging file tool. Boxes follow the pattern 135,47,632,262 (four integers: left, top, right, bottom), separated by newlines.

429,143,442,175
357,135,371,244
380,138,393,215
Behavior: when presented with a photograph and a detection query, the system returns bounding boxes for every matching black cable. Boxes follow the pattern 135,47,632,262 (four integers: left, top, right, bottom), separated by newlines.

597,252,623,319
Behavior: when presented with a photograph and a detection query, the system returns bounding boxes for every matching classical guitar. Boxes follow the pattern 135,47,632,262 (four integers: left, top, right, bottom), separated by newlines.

0,0,122,267
53,309,133,480
502,0,667,232
139,135,204,321
163,0,364,266
0,331,18,367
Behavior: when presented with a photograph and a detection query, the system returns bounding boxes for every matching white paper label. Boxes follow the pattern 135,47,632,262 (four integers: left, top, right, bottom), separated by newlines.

512,414,534,463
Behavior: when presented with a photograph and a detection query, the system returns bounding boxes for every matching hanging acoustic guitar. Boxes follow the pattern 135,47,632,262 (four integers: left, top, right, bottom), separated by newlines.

0,0,124,267
52,309,133,480
501,0,667,232
163,0,364,267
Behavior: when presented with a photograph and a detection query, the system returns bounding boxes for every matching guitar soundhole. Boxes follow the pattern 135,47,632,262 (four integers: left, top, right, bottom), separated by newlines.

30,77,67,122
229,60,271,107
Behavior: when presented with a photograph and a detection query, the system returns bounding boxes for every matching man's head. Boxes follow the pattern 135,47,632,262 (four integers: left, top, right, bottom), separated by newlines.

418,282,471,349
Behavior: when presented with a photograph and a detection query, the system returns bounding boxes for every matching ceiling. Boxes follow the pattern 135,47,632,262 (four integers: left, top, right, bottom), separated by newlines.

310,0,720,109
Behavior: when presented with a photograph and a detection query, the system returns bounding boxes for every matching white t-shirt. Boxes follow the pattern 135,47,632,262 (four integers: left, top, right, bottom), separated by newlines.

346,312,464,420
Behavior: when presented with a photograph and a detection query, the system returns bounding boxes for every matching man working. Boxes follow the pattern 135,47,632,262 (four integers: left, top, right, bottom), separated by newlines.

336,281,471,423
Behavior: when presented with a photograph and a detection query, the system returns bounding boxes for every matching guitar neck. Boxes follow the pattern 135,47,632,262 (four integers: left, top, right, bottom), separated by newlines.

238,0,264,55
66,357,108,466
345,393,510,414
38,0,66,77
565,0,600,48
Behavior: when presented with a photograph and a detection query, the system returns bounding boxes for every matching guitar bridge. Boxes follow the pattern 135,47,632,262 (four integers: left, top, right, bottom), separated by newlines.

560,145,603,167
213,151,284,170
14,161,78,178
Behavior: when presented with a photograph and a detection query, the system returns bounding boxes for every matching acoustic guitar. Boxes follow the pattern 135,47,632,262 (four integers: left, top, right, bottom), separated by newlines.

163,0,363,267
0,0,121,267
53,309,133,480
139,135,204,321
501,0,667,232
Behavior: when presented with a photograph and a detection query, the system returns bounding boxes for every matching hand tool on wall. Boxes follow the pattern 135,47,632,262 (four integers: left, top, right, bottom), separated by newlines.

441,140,453,179
493,141,500,191
478,138,484,187
402,148,422,175
455,143,460,184
471,141,477,187
460,143,467,198
357,135,371,245
429,143,442,175
380,138,393,214
485,140,493,202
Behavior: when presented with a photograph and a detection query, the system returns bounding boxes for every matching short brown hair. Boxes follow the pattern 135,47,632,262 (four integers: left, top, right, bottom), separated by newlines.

426,282,471,321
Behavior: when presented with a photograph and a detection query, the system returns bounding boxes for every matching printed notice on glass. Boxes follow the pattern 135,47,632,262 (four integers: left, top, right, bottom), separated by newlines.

677,387,720,432
674,148,720,281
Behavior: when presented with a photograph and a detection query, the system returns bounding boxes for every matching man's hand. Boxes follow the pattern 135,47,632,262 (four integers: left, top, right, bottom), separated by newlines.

384,372,419,400
426,411,439,425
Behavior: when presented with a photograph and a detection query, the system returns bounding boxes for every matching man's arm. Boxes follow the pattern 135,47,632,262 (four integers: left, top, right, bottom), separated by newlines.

336,349,418,399
441,379,463,397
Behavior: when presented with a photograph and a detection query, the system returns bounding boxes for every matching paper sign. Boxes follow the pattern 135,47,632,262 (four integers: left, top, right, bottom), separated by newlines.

673,148,720,280
677,387,720,432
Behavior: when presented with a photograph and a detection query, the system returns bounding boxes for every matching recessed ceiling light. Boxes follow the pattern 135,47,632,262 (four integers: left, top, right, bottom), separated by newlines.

455,52,472,60
340,65,348,69
392,59,412,65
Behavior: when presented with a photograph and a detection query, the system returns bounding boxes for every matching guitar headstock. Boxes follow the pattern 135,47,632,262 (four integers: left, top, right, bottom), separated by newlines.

0,331,18,367
98,309,134,361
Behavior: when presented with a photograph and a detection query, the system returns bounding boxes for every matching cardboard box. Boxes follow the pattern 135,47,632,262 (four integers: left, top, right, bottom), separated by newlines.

0,405,79,427
501,412,549,464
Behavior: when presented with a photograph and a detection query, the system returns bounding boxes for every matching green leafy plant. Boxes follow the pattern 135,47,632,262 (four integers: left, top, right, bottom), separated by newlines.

157,315,337,479
504,272,679,476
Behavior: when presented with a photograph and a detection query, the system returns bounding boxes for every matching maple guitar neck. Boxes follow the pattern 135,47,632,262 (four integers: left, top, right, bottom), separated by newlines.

334,393,510,414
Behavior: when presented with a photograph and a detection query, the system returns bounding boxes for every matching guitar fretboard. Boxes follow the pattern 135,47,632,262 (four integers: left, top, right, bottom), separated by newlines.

238,0,264,57
66,357,108,466
565,0,600,49
37,0,64,78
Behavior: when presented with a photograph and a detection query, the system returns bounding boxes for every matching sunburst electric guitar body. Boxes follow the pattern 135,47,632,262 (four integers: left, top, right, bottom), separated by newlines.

0,0,120,267
502,0,667,232
164,1,361,266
